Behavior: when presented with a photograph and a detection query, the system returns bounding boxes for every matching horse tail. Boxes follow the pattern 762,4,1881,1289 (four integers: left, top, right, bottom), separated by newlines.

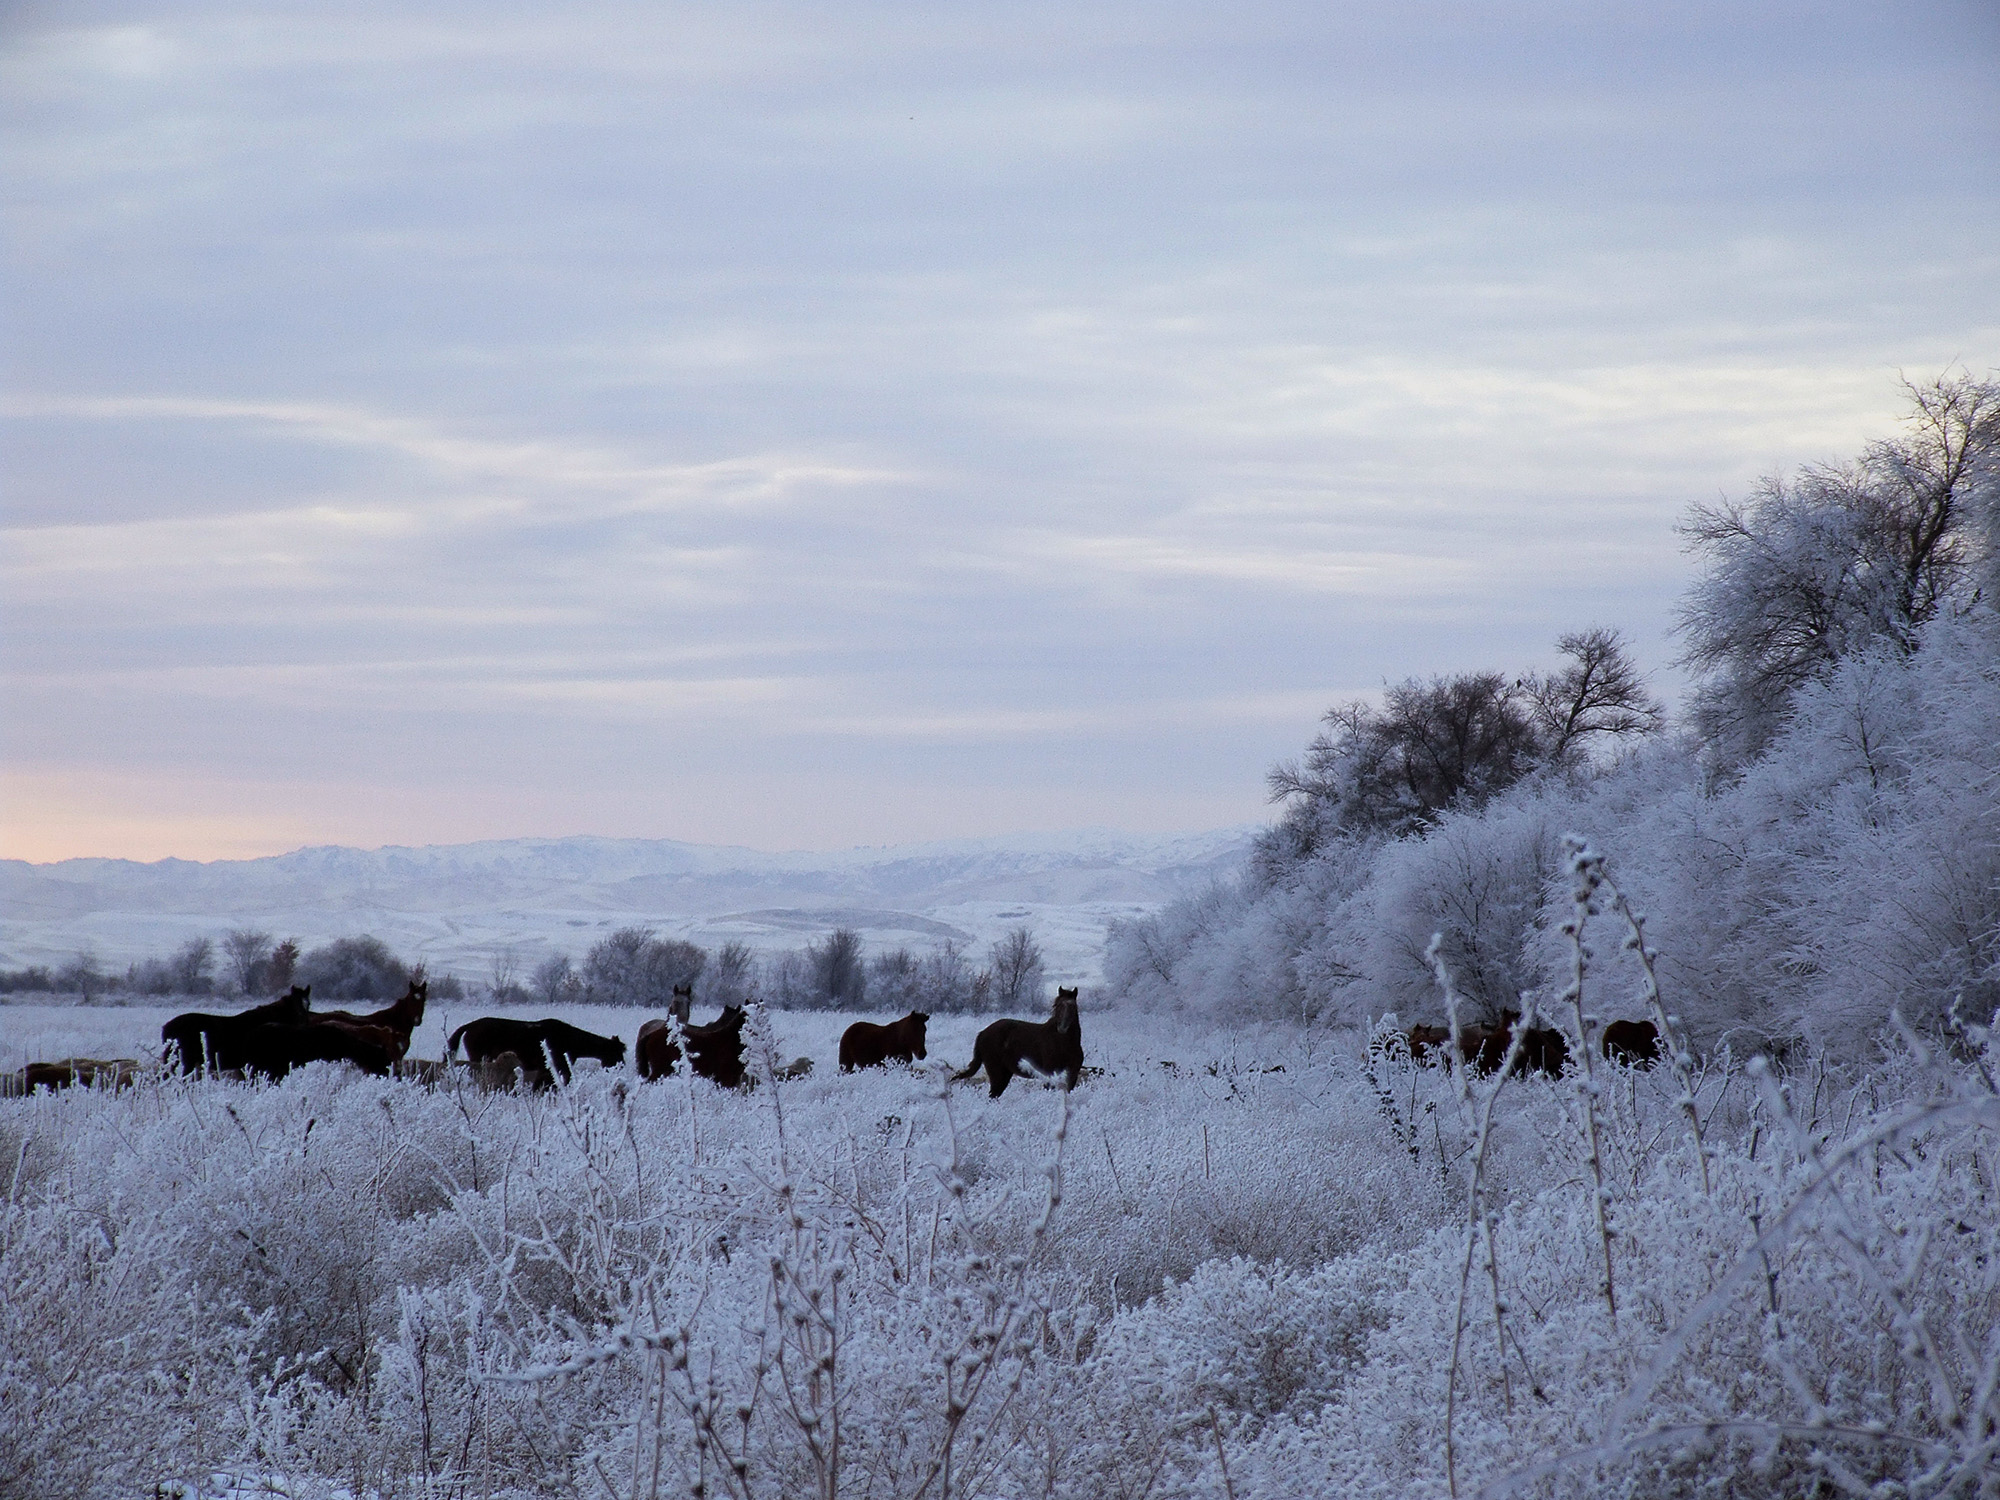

447,1021,472,1059
951,1058,983,1082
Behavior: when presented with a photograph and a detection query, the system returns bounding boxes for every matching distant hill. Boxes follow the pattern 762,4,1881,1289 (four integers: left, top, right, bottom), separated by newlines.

0,827,1258,987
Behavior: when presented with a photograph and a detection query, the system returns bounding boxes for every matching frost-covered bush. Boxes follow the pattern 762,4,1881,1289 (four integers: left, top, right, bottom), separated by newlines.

297,935,412,1001
4,976,1996,1497
1111,603,2000,1055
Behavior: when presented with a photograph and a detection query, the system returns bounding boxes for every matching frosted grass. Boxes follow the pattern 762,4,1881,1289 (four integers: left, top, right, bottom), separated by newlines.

5,993,1995,1499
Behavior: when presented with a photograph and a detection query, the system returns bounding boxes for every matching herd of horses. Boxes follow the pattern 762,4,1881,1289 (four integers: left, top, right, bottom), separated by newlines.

6,983,1660,1099
1396,1011,1663,1076
4,982,1093,1099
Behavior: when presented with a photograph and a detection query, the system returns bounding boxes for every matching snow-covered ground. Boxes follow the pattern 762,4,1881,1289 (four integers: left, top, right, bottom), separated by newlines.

0,827,1255,986
5,998,1996,1499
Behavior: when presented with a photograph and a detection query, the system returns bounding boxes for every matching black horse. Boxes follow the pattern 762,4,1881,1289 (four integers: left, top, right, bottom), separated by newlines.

954,988,1083,1098
840,1011,929,1071
1602,1018,1661,1067
235,1021,396,1082
163,986,312,1073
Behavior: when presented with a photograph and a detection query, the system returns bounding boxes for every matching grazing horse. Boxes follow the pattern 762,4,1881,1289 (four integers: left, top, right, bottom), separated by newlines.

448,1017,625,1085
535,1018,626,1082
308,978,428,1060
636,1005,749,1088
1514,1025,1570,1078
235,1021,395,1081
470,1049,553,1092
954,988,1083,1098
450,1017,551,1081
839,1011,929,1071
1602,1018,1661,1067
8,1057,144,1093
163,986,312,1073
1458,1011,1569,1078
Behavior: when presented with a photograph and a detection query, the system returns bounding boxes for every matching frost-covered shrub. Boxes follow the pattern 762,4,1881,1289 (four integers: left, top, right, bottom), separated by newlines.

297,934,412,1001
5,993,1995,1499
1112,604,2000,1057
1,1132,270,1500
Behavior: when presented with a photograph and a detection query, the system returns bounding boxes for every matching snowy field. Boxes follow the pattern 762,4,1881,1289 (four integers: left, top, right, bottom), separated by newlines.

1,827,1256,987
4,997,1996,1499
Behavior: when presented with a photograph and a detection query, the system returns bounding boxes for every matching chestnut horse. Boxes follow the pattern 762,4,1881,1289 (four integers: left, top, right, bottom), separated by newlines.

163,986,312,1073
636,1005,748,1088
953,988,1082,1098
839,1011,929,1071
308,977,428,1060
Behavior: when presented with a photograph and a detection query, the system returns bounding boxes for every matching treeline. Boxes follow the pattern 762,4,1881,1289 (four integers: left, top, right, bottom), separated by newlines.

1,921,1058,1016
1111,370,2000,1056
515,923,1049,1014
0,933,469,1003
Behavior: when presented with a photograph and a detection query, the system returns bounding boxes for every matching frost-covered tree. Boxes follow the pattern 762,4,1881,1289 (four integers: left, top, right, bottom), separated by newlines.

56,949,104,996
706,939,757,1007
169,937,215,996
808,927,866,1008
988,926,1046,1012
266,938,299,995
1677,370,2000,768
583,928,705,1007
222,929,273,996
531,952,580,1006
297,935,409,1001
920,939,989,1013
1262,629,1658,865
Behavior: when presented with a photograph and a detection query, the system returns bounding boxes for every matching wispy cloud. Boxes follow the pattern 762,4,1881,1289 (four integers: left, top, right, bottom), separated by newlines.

3,0,1994,857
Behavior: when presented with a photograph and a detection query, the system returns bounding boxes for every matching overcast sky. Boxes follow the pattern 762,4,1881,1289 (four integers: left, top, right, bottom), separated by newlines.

3,0,1996,862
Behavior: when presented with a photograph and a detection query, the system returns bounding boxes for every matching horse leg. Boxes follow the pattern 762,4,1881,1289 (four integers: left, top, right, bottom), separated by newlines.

987,1058,1012,1098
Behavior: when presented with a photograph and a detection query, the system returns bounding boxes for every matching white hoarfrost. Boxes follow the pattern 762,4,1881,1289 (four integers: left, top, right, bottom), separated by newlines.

3,996,1997,1498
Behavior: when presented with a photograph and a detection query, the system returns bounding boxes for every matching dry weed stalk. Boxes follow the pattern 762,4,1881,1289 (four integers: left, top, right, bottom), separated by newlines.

1579,839,1712,1195
1557,838,1621,1330
1431,934,1542,1499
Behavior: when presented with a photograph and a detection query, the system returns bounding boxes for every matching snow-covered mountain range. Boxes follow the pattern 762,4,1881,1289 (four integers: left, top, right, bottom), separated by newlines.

0,827,1257,987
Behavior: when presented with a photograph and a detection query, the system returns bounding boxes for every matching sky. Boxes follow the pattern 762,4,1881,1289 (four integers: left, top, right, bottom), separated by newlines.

3,0,1997,863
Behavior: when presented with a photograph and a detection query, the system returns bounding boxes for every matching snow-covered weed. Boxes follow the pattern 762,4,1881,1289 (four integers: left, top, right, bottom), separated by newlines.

3,998,1994,1497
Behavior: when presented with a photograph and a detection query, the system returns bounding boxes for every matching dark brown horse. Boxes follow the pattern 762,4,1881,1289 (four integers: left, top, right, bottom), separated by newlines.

163,986,312,1073
1458,1011,1569,1078
1404,1023,1453,1063
446,1016,618,1085
234,1021,396,1081
636,1005,748,1088
469,1049,554,1091
536,1018,626,1081
448,1017,626,1085
7,1057,144,1093
839,1011,929,1071
1602,1018,1661,1067
308,977,428,1060
954,988,1083,1098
